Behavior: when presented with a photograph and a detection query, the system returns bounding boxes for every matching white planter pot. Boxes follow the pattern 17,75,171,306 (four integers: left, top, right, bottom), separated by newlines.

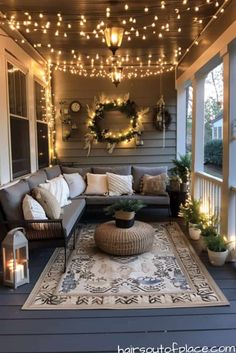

207,248,229,266
188,222,201,240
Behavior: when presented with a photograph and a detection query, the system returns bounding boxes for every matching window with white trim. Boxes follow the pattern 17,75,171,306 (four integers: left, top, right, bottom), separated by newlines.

7,62,30,179
34,81,49,169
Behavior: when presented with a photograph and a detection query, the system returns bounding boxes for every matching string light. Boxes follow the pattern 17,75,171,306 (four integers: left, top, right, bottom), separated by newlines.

1,0,228,81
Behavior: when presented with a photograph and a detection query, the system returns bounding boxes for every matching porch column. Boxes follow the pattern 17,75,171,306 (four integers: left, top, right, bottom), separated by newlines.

222,42,236,259
176,86,186,157
191,75,205,198
0,48,11,184
28,64,37,173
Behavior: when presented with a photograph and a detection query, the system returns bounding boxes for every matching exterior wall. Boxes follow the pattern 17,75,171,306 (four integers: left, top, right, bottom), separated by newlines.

212,119,223,140
53,71,177,169
0,28,46,186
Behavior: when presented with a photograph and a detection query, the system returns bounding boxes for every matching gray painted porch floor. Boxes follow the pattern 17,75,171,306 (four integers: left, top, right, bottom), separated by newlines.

0,210,236,353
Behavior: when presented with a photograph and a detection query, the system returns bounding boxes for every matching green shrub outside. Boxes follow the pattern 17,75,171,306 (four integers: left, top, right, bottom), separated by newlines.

204,139,222,167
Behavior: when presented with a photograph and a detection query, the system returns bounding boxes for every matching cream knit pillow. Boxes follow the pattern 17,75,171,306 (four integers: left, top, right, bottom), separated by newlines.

85,173,108,195
106,172,133,196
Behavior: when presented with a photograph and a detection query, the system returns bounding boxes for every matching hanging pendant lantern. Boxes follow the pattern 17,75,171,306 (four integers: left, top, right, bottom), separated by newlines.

109,66,123,87
104,26,124,55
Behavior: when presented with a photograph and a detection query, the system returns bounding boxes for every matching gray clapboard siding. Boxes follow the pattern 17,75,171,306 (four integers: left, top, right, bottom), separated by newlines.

54,71,177,168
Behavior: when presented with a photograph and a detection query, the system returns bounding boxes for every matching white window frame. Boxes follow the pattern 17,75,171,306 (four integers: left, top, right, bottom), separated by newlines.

6,55,31,181
33,77,49,170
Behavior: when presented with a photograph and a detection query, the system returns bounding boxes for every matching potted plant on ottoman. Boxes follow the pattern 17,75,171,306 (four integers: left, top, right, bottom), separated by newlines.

205,234,230,266
105,200,145,228
179,197,203,240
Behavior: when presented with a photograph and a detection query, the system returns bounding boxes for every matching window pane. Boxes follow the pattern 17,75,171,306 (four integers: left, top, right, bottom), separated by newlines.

7,63,27,118
37,122,49,168
204,63,223,178
35,82,46,122
10,116,30,178
186,85,193,153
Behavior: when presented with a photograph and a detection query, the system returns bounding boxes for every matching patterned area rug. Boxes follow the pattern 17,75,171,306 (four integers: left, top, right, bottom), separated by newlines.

23,222,229,310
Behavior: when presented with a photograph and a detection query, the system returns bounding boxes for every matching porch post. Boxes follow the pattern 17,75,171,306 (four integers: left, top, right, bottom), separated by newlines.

0,48,11,184
191,75,205,198
176,86,186,157
223,42,236,259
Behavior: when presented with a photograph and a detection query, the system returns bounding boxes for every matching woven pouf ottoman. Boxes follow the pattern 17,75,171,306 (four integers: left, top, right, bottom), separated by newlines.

94,221,155,256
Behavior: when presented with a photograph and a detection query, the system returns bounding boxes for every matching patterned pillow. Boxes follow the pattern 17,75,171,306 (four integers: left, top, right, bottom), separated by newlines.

140,173,168,196
106,172,133,196
32,187,61,219
40,175,71,207
85,173,109,195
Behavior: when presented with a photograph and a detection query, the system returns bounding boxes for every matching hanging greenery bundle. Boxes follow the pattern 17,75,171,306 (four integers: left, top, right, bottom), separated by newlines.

84,94,149,154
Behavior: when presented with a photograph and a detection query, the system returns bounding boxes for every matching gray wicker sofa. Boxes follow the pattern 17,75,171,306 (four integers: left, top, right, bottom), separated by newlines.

0,164,170,271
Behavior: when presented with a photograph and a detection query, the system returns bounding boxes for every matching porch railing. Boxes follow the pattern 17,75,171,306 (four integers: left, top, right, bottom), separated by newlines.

194,172,222,218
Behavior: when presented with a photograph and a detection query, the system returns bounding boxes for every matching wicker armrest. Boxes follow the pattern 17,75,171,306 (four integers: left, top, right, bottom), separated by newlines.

1,219,65,241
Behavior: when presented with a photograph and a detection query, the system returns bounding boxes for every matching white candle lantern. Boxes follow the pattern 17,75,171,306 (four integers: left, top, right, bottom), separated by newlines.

2,227,29,288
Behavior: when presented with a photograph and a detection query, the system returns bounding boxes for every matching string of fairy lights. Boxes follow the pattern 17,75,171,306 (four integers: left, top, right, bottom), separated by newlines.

0,0,229,80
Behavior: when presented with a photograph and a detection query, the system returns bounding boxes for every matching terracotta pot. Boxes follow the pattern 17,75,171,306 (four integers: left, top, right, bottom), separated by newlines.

188,222,201,240
207,248,229,266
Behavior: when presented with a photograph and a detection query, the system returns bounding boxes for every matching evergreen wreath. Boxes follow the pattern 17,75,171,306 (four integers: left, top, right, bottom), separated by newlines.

84,94,149,155
89,98,139,144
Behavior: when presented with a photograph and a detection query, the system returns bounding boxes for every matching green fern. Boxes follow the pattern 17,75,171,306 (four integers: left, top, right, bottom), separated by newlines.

104,199,146,216
171,153,191,182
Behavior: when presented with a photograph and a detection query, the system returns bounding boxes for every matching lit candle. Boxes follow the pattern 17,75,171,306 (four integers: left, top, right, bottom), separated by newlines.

8,260,24,283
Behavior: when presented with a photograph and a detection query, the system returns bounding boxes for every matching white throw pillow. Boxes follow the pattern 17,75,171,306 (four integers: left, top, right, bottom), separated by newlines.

106,172,133,196
63,173,86,198
85,173,108,195
40,175,71,207
22,194,48,230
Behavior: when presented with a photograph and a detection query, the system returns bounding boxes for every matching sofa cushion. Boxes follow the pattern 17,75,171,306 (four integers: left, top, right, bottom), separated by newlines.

32,187,61,219
0,180,30,221
61,166,92,178
44,165,61,180
132,166,168,192
106,173,133,196
63,173,86,198
40,175,71,207
85,194,170,206
62,198,86,236
93,165,131,175
141,173,168,196
27,170,47,190
85,173,108,195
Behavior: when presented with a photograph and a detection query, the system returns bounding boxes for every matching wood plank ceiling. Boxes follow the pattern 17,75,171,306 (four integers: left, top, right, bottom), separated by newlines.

0,0,231,78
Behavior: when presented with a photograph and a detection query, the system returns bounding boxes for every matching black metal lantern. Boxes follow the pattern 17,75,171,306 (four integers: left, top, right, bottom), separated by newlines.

104,26,124,55
2,228,29,288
